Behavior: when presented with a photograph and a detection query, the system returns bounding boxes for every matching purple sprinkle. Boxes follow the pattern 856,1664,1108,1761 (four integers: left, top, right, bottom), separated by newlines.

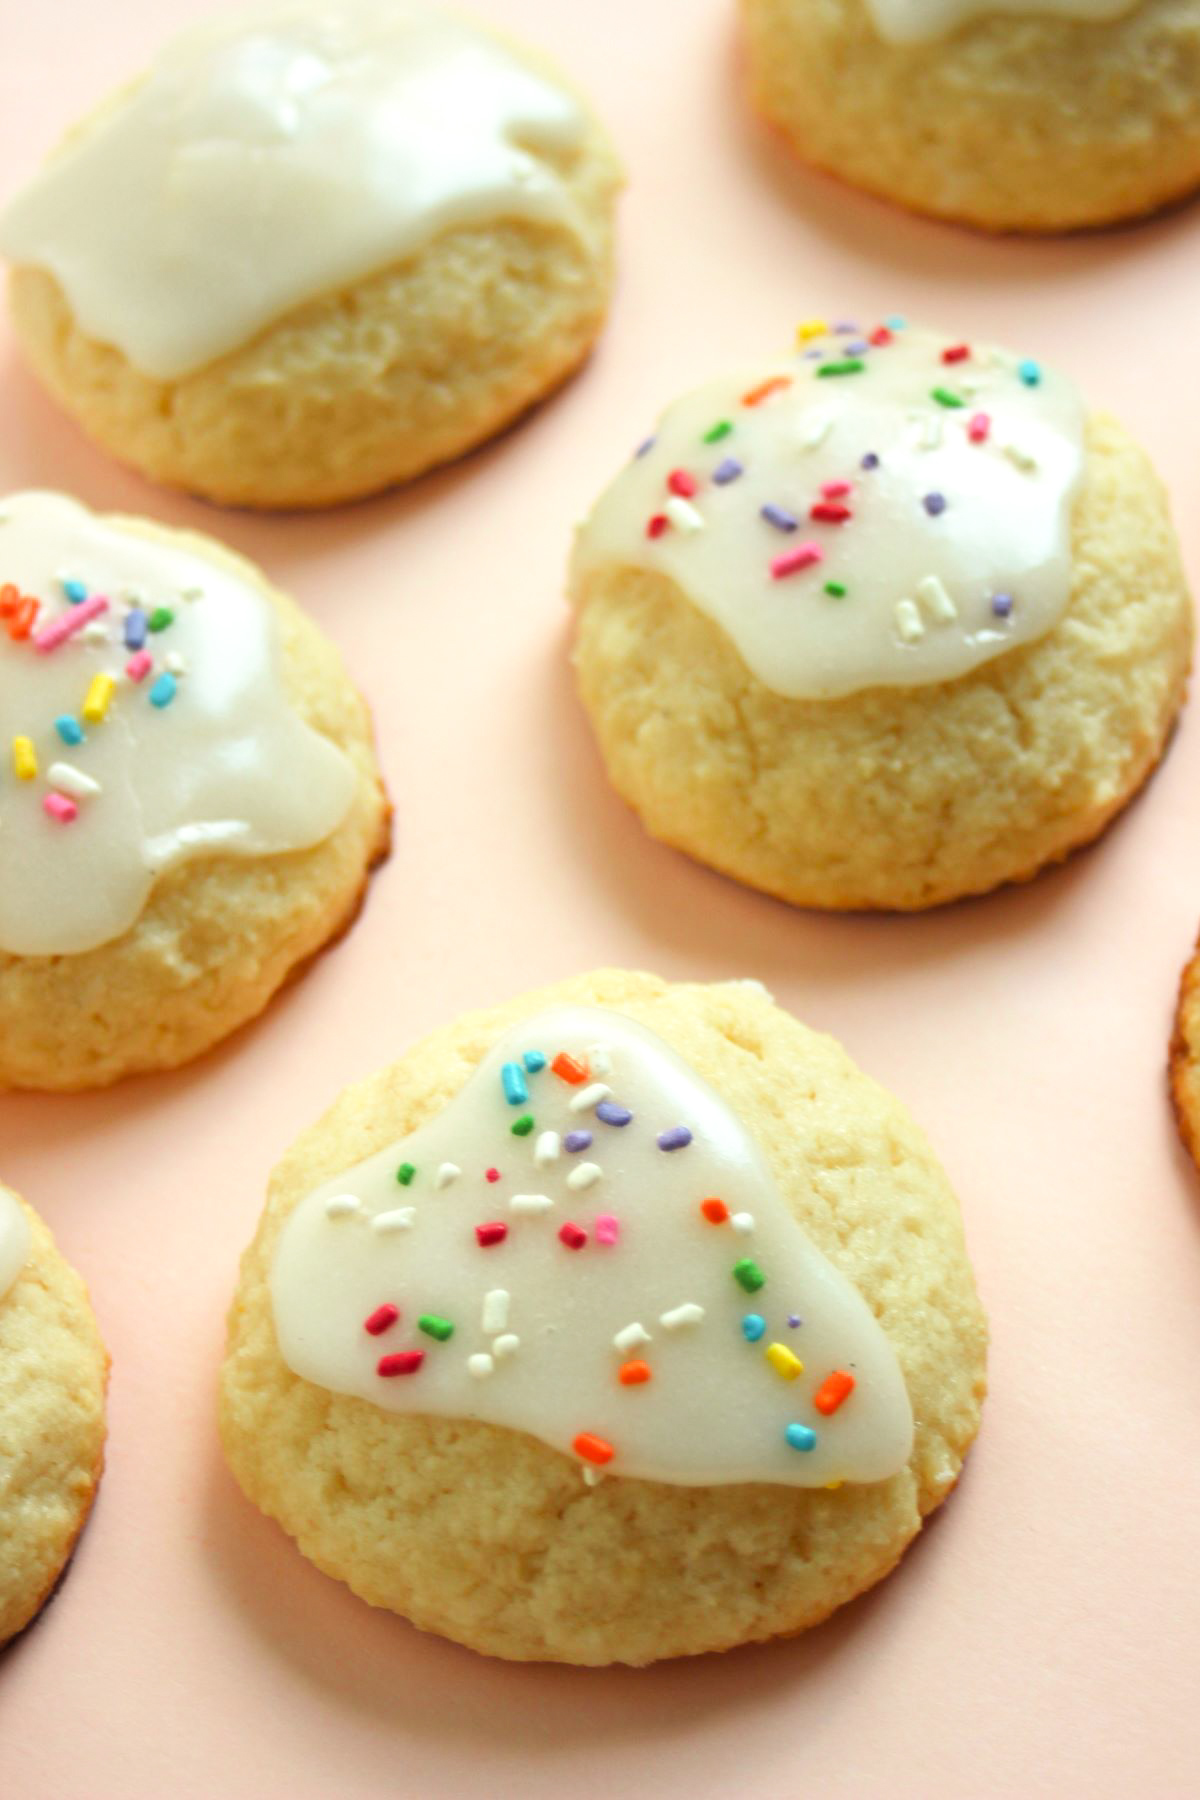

844,339,869,356
803,348,824,360
991,591,1014,618
787,1314,803,1329
713,457,744,486
761,503,798,533
923,492,947,516
861,452,880,470
595,1101,633,1127
564,1130,593,1153
634,436,655,459
657,1126,693,1153
124,608,148,650
833,320,860,334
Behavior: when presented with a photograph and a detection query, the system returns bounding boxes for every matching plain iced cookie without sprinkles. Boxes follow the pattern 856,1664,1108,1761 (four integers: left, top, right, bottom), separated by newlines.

0,492,389,1089
740,0,1200,233
220,969,987,1665
0,0,622,509
0,1184,107,1646
568,318,1192,912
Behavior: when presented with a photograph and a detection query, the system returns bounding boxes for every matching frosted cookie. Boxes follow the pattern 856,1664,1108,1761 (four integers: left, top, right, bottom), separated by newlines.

1,1184,107,1646
740,0,1200,232
220,969,987,1665
0,2,621,509
0,491,388,1089
568,319,1192,911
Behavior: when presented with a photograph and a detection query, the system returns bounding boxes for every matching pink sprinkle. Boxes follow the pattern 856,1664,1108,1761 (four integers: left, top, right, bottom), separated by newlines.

476,1221,508,1247
667,469,698,498
820,480,852,499
43,792,78,824
125,650,153,682
364,1303,399,1336
968,412,991,444
558,1222,588,1250
485,1167,500,1183
33,593,109,654
594,1214,620,1246
770,542,824,580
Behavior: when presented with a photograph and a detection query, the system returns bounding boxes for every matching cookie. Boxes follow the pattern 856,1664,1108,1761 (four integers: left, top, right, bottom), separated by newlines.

740,0,1200,232
568,319,1192,911
1169,936,1200,1169
0,1184,108,1646
0,491,389,1089
220,969,987,1665
0,1,622,509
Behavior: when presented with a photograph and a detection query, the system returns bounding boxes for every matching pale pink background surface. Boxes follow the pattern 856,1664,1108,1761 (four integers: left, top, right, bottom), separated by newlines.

0,0,1198,1793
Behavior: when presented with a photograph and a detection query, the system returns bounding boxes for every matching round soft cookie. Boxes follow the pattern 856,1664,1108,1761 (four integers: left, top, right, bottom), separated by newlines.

0,1,622,510
1168,935,1200,1169
568,319,1193,912
220,968,987,1665
740,0,1200,233
0,491,389,1089
1,1184,107,1646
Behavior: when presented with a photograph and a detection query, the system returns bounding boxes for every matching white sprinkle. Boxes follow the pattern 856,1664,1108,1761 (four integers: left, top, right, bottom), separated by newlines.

467,1353,495,1380
911,410,943,451
730,1211,756,1234
164,651,187,675
47,762,100,798
660,1303,705,1330
664,495,704,534
797,410,832,450
916,574,957,624
81,621,109,644
435,1163,461,1190
566,1162,602,1192
120,585,147,605
895,598,926,644
180,586,205,602
324,1195,361,1219
492,1333,520,1360
582,1465,604,1487
587,1044,613,1076
1003,441,1038,473
510,1192,554,1215
371,1207,415,1233
533,1131,560,1168
569,1082,612,1113
482,1289,510,1334
613,1321,652,1353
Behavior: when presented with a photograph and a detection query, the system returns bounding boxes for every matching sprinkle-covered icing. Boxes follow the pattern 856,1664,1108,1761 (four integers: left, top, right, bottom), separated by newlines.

0,0,592,379
571,320,1086,700
864,0,1137,45
270,1006,915,1488
0,492,355,957
0,1187,31,1300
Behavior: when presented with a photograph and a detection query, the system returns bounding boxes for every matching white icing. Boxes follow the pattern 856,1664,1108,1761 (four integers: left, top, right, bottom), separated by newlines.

865,0,1138,45
0,0,591,379
0,492,355,956
270,1006,915,1488
570,323,1085,700
0,1188,31,1300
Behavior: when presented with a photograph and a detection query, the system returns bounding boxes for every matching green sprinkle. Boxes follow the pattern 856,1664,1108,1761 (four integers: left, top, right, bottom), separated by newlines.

396,1162,416,1186
816,359,865,379
147,606,175,632
702,419,733,443
733,1258,766,1294
418,1314,454,1342
511,1114,534,1137
824,581,847,598
931,387,964,409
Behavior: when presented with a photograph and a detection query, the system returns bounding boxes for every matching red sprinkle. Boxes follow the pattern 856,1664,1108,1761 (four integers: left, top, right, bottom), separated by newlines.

364,1303,399,1336
667,469,698,498
646,514,668,539
552,1052,589,1086
942,343,970,364
869,326,893,346
377,1351,424,1377
573,1432,615,1466
559,1222,588,1250
813,1370,856,1416
476,1221,508,1247
968,411,991,444
700,1197,730,1225
771,542,824,580
485,1167,501,1183
742,375,792,408
810,502,852,524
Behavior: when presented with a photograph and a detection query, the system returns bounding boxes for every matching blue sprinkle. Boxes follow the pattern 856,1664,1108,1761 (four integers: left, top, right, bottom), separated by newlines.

712,457,744,486
148,672,177,709
55,715,84,746
741,1313,766,1343
923,492,947,516
522,1050,546,1074
564,1130,593,1153
124,608,147,650
861,452,880,470
595,1100,632,1127
991,591,1014,619
501,1062,528,1106
1018,358,1041,387
657,1126,693,1152
785,1424,818,1453
62,578,88,605
886,314,907,330
802,348,824,360
761,503,798,533
833,320,859,334
844,339,869,356
634,435,656,459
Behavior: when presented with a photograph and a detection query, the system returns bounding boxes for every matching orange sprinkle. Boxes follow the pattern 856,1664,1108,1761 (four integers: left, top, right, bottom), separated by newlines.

742,375,792,408
0,583,19,616
618,1360,652,1386
700,1197,729,1225
7,597,37,640
813,1370,856,1416
552,1052,589,1086
573,1431,615,1465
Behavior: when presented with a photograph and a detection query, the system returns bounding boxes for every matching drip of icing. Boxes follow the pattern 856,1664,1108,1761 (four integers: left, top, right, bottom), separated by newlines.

864,0,1138,45
570,322,1085,700
0,492,355,957
0,0,591,379
0,1188,31,1300
270,1006,915,1488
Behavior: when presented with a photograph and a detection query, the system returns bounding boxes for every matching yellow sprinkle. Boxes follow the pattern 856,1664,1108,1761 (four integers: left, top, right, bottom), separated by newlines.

765,1342,804,1381
826,1481,843,1491
82,673,116,724
12,736,36,781
796,318,829,343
